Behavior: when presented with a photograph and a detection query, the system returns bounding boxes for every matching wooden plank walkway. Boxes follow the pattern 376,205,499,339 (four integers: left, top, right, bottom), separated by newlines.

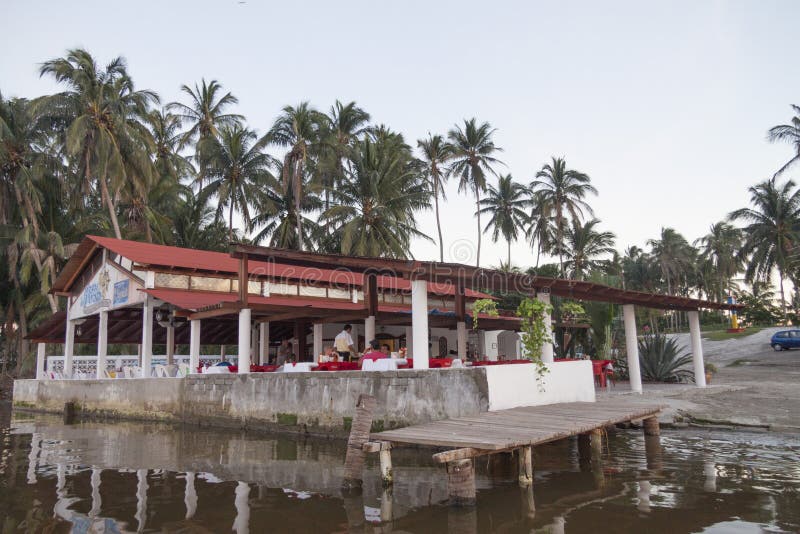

372,397,664,451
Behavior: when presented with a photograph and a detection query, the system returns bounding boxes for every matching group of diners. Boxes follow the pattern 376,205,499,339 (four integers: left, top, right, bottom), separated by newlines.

269,324,393,369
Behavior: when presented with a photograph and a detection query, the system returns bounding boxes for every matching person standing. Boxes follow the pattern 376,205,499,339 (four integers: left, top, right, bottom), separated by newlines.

276,339,293,366
335,324,356,361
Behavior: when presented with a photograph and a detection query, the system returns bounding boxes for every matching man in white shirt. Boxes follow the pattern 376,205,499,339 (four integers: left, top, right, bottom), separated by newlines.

334,324,356,361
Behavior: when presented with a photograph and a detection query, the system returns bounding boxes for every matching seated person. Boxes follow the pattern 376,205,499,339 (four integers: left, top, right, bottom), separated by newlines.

380,344,391,356
323,346,340,362
358,339,388,366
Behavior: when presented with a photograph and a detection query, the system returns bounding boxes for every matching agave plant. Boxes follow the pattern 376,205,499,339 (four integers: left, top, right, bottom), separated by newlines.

637,334,694,383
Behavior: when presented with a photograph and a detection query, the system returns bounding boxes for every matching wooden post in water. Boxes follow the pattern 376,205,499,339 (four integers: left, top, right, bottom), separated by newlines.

591,428,604,455
518,446,533,487
342,394,376,490
643,416,660,436
379,447,393,487
447,459,476,506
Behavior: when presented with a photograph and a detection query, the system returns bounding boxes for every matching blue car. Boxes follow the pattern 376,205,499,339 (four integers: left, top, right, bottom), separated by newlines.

769,330,800,351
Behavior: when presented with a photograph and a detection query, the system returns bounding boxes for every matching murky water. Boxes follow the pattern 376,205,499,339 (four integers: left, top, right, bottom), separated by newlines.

1,406,799,533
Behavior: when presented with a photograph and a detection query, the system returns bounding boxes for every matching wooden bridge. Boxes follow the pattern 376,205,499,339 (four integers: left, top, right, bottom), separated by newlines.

342,396,664,506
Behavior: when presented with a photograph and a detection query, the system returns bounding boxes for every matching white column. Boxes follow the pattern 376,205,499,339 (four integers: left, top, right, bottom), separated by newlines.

688,310,706,387
313,323,323,362
233,481,251,534
64,298,75,378
259,322,269,365
141,297,153,378
238,308,251,373
623,304,643,393
537,292,554,363
36,343,46,380
457,321,467,359
404,326,413,358
189,320,201,373
365,315,376,345
96,310,108,379
185,472,197,519
166,324,175,366
411,279,429,369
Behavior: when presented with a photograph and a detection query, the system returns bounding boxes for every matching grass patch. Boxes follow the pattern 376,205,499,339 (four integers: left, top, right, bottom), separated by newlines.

703,326,767,341
276,413,298,426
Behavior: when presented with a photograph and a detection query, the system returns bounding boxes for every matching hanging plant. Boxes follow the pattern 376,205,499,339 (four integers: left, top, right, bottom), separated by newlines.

517,297,553,385
560,301,586,323
472,298,499,329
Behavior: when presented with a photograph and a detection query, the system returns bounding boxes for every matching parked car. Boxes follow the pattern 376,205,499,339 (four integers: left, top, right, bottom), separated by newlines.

769,330,800,351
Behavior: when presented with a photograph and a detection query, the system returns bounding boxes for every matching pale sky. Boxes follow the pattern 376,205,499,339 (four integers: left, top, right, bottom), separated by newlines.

2,0,799,269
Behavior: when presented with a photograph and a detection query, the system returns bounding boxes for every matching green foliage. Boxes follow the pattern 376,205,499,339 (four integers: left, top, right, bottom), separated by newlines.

472,298,499,329
559,301,586,321
637,334,695,383
516,297,552,382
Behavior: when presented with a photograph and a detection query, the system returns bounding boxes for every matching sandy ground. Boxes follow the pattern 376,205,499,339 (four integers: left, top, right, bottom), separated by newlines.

601,327,800,432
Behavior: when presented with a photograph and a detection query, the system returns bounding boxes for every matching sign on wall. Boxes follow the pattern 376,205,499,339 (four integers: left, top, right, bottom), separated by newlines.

113,279,130,306
74,258,145,319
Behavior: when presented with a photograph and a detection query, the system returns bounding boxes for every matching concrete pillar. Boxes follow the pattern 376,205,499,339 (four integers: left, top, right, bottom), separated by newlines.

622,304,642,393
238,308,251,373
64,298,75,378
313,323,323,362
259,322,269,365
36,343,46,380
365,315,376,345
166,324,175,366
250,326,257,364
405,326,414,358
536,292,554,362
96,310,108,379
189,320,201,373
411,279,429,369
141,297,153,378
184,472,197,519
457,321,467,359
688,310,706,387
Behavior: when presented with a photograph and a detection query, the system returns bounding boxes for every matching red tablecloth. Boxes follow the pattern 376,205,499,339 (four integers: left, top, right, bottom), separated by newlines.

314,361,360,371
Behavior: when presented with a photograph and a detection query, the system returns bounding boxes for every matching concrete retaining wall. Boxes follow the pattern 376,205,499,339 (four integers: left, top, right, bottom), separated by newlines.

14,368,490,435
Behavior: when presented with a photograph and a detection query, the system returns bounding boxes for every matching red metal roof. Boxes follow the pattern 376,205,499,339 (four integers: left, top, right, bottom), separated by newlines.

54,236,490,299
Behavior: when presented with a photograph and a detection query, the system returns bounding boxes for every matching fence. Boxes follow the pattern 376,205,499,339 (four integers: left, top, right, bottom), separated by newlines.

45,355,225,378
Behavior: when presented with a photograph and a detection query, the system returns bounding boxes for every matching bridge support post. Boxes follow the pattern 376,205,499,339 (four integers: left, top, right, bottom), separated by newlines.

643,416,660,436
518,446,533,486
342,394,376,490
447,459,476,506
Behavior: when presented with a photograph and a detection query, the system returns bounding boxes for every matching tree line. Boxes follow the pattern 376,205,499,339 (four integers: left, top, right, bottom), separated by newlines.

2,48,800,374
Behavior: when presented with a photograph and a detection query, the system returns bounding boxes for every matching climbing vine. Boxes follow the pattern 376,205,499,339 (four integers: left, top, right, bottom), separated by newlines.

516,297,553,384
472,298,499,329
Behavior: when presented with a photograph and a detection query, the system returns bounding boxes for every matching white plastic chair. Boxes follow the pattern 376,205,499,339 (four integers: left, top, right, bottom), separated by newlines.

178,363,190,377
123,366,139,379
154,364,169,378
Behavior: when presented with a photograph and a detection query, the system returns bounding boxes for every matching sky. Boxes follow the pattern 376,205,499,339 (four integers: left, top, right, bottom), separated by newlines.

2,0,799,269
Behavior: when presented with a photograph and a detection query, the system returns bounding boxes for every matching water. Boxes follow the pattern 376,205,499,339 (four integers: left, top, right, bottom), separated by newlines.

1,406,798,533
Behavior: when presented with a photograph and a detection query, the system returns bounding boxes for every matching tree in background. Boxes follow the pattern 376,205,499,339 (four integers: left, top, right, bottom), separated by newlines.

417,134,453,262
562,218,616,280
477,174,530,266
768,104,800,177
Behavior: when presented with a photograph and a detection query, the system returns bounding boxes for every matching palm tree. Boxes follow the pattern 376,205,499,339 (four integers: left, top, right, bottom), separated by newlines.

694,221,743,302
562,219,616,280
647,227,694,296
168,79,243,182
265,102,327,250
476,174,529,266
417,134,454,262
38,48,158,239
199,124,276,242
730,177,800,316
767,104,800,177
448,118,503,267
530,157,597,276
172,187,231,252
526,195,555,268
320,138,431,258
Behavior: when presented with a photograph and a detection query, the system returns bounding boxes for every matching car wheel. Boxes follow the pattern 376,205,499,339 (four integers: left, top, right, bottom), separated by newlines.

773,343,784,351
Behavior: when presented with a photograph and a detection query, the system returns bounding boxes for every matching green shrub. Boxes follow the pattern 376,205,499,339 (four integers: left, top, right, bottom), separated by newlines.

638,334,694,383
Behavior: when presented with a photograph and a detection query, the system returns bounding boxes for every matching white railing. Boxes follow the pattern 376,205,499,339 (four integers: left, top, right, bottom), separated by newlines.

45,355,225,379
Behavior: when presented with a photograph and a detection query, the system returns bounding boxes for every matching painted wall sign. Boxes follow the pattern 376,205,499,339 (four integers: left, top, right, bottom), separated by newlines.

113,279,130,306
81,269,111,314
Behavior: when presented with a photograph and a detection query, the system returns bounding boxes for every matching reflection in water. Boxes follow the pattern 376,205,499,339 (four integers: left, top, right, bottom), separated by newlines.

1,408,799,533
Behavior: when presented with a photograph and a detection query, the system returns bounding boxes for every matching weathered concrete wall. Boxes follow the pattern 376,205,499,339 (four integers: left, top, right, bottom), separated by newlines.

14,368,490,435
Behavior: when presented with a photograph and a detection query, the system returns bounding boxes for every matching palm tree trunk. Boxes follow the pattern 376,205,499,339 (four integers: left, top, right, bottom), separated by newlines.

99,172,122,239
507,239,511,267
14,184,57,313
295,162,304,252
434,177,444,263
475,184,481,267
228,202,234,243
779,269,787,320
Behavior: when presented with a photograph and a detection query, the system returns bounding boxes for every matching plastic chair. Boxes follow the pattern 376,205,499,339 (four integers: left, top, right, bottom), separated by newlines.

154,364,169,378
178,363,190,377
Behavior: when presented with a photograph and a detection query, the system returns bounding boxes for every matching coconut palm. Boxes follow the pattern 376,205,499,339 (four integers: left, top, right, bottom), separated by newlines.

730,177,800,316
172,187,231,252
417,134,454,262
448,118,503,267
320,137,431,258
199,124,276,242
647,227,694,296
526,195,555,268
562,218,616,280
38,49,158,239
265,102,327,250
768,104,800,177
529,157,597,276
251,172,321,251
168,79,243,182
694,221,743,302
476,174,529,266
